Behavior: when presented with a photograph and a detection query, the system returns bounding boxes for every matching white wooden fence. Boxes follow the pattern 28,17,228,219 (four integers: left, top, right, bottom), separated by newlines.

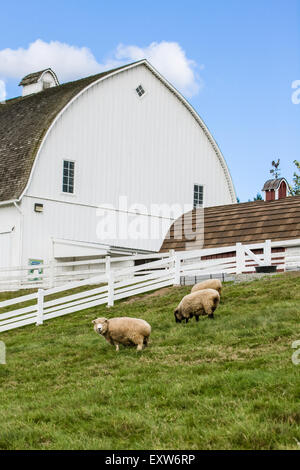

177,239,288,280
0,253,175,333
0,238,299,334
0,252,170,291
0,238,299,292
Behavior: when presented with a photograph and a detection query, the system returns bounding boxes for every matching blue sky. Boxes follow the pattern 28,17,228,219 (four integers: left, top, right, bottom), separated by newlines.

0,0,299,202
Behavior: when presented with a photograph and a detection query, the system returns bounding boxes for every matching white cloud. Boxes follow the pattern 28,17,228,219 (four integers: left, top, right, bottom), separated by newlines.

0,80,6,103
0,39,202,97
0,39,106,82
116,41,202,97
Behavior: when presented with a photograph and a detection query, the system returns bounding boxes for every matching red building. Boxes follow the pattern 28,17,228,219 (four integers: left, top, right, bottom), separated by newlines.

262,178,288,201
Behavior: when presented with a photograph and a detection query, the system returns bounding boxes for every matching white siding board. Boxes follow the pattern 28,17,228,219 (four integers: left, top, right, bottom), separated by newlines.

0,205,21,268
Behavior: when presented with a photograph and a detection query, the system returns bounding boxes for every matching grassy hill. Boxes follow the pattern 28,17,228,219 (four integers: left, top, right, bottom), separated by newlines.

0,273,299,450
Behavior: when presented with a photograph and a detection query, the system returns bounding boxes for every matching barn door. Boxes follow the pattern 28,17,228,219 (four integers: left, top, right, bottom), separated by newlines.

279,181,287,199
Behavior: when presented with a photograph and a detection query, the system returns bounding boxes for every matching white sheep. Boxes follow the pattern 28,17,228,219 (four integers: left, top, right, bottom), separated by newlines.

191,278,222,295
92,317,151,351
174,288,220,323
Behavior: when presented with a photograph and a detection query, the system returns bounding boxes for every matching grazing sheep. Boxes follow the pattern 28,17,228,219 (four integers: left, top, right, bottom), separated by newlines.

191,278,222,295
92,317,151,351
174,289,220,323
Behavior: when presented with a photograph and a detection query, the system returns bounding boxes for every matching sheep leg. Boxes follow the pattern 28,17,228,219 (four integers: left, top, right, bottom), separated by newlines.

185,318,189,324
114,343,120,351
136,342,144,352
195,315,199,322
207,305,216,319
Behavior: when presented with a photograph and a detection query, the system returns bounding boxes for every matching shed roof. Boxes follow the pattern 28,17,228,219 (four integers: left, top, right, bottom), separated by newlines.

0,62,139,202
262,178,287,191
160,196,300,252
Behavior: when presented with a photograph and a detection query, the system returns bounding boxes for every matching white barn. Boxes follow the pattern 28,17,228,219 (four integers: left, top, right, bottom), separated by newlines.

0,60,236,272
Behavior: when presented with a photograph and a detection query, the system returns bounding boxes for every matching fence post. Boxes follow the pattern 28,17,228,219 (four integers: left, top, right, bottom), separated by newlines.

105,256,111,278
107,272,114,307
36,289,44,325
169,249,175,274
264,239,272,265
49,259,55,288
174,252,181,285
236,243,245,274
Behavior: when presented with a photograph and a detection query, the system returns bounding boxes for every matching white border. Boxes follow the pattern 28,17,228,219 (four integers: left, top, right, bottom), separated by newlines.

193,183,205,208
40,69,59,86
133,83,148,101
60,158,77,197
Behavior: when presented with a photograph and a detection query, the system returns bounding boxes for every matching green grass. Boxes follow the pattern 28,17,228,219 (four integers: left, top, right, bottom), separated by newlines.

0,273,300,450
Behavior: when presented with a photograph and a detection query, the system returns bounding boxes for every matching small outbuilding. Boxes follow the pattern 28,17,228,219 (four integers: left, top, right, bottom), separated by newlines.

19,68,60,96
262,178,288,201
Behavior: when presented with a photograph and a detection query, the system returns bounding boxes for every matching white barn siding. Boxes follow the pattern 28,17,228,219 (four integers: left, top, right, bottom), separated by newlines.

0,232,12,267
0,204,21,268
21,196,171,263
286,246,300,270
21,63,235,260
20,196,107,264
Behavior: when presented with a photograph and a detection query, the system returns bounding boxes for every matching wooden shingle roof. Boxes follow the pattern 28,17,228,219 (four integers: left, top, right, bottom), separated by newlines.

0,62,139,202
160,196,300,252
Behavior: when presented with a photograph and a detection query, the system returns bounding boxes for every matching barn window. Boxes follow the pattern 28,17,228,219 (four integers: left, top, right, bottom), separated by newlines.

62,160,75,193
193,184,203,208
136,85,145,97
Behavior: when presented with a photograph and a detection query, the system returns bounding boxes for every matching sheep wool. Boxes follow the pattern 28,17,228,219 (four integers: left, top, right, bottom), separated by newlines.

92,317,151,351
174,288,220,323
191,278,222,295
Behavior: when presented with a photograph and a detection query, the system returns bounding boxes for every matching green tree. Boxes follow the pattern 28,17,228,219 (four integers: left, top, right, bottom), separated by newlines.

254,193,263,201
289,160,300,196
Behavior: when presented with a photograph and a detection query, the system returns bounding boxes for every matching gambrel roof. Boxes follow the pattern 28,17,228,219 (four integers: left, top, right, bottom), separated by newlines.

0,60,236,203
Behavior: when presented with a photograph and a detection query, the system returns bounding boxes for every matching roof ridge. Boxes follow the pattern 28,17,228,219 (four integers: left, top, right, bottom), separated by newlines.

6,60,145,103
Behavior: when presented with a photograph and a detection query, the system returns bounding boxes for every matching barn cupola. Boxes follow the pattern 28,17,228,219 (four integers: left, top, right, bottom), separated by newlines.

262,177,288,201
19,68,59,97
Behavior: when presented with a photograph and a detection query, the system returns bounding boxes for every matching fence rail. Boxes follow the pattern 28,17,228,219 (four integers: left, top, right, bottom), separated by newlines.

0,251,174,290
0,238,298,291
0,256,175,332
0,238,299,333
